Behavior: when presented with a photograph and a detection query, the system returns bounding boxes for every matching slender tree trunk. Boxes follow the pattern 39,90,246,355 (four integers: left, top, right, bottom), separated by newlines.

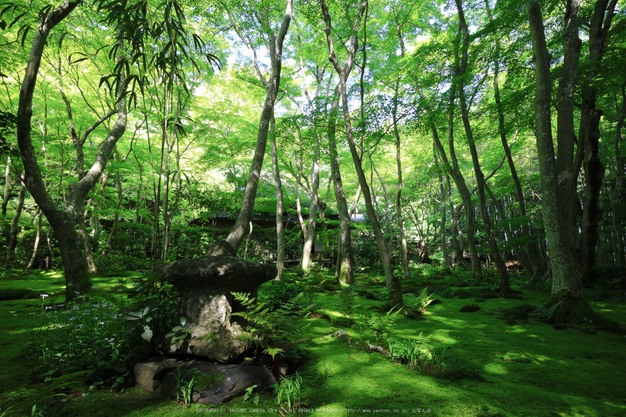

162,134,174,261
391,9,411,279
6,177,26,265
484,0,535,278
434,143,450,268
612,86,625,263
393,100,410,279
328,85,355,284
2,157,12,217
321,0,402,308
26,209,43,270
226,1,292,252
107,158,123,247
270,115,285,280
431,120,481,278
133,150,144,223
579,0,618,279
301,142,321,272
295,128,307,240
91,171,109,253
454,0,510,295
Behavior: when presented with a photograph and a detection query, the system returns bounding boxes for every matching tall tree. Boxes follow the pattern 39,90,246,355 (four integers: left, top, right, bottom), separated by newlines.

321,0,403,308
527,0,591,321
578,0,619,279
453,0,511,295
224,0,293,251
17,1,100,299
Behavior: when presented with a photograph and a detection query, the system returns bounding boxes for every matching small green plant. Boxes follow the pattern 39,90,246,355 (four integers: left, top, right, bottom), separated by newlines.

165,317,191,345
272,371,305,411
243,384,260,406
445,351,466,371
429,345,448,366
124,305,158,342
231,291,313,359
404,288,435,312
389,334,428,368
355,307,402,348
173,367,196,406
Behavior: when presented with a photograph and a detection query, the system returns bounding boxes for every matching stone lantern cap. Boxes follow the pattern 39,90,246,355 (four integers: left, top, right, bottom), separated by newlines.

158,255,277,291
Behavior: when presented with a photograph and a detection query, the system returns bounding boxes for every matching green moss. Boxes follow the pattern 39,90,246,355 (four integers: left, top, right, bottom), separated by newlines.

2,269,626,417
190,369,225,390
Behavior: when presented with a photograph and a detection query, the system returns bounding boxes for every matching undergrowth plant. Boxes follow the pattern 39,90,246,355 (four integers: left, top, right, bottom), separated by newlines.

272,371,305,411
0,371,87,416
173,367,196,406
354,307,403,348
28,293,137,390
404,288,435,312
389,333,429,368
231,292,314,359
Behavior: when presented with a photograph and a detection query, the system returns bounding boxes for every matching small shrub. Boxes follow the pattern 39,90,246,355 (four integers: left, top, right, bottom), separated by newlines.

28,293,139,389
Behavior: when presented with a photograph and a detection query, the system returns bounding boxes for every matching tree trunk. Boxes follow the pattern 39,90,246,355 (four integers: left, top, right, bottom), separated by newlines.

454,0,511,295
26,209,43,270
431,120,481,278
485,0,534,279
107,155,123,248
528,0,591,322
328,85,355,284
434,144,450,268
579,0,618,279
6,177,26,265
91,171,109,253
270,115,285,280
393,88,410,280
612,86,625,263
16,3,127,300
2,157,13,217
226,1,292,252
321,0,403,308
301,142,321,273
295,128,307,239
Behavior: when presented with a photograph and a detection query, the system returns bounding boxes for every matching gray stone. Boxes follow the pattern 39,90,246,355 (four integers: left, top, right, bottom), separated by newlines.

134,358,180,393
156,254,276,362
159,361,276,404
159,255,276,291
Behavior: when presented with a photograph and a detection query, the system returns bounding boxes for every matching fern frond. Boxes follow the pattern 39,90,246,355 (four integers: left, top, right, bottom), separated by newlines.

263,347,284,360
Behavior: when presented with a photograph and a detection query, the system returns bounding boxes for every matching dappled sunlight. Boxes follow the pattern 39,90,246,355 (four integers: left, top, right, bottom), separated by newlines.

482,362,508,375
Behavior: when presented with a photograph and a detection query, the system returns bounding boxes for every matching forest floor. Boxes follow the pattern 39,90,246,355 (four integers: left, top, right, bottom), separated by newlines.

1,265,625,417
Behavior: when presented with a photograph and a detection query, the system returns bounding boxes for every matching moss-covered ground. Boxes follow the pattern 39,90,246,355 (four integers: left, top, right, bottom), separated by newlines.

1,266,625,416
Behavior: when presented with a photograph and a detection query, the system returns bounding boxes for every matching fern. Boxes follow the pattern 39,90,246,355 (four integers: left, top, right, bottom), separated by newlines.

231,291,312,359
404,288,435,312
358,307,402,348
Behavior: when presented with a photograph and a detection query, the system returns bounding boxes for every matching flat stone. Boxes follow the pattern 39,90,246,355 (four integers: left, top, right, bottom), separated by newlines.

159,256,276,291
156,361,277,404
